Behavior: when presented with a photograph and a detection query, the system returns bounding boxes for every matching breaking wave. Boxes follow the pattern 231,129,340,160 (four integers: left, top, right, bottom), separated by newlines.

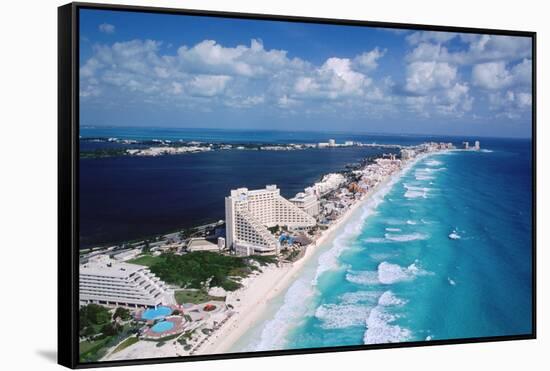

404,184,431,199
425,159,443,166
346,270,379,285
384,232,428,242
315,303,372,329
313,163,414,283
253,278,315,351
364,291,411,344
378,261,431,284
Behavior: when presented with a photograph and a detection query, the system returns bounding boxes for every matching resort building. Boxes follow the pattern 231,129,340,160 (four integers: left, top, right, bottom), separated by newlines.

307,173,346,197
290,191,320,217
225,185,316,256
400,148,415,160
328,139,336,147
80,255,172,309
474,140,481,150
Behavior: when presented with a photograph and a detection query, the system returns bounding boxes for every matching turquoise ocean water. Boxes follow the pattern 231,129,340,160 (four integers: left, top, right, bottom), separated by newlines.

234,140,532,351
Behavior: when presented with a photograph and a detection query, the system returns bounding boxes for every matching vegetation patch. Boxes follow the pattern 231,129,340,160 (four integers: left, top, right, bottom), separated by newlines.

174,289,225,305
149,252,265,291
112,336,139,354
128,254,166,267
79,304,140,362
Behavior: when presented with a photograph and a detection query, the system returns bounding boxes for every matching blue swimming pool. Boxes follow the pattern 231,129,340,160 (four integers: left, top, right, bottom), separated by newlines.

141,306,172,321
151,320,174,333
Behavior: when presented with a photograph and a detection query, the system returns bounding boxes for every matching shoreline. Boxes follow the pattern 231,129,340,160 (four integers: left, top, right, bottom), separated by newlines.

195,150,439,355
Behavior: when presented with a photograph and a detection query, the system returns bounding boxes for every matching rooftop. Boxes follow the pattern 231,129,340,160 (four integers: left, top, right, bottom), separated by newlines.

80,258,145,278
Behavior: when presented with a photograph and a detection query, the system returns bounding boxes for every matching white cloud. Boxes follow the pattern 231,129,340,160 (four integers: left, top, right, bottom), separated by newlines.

407,34,532,65
292,57,375,100
472,61,512,89
434,82,473,115
488,90,532,119
98,23,115,34
188,75,231,97
472,59,532,90
353,48,386,71
176,39,295,77
225,95,265,108
407,31,457,45
79,34,530,123
277,95,300,108
405,61,457,94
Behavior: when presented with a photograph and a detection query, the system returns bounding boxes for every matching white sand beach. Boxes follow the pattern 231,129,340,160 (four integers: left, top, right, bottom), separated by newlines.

195,152,434,356
104,151,438,361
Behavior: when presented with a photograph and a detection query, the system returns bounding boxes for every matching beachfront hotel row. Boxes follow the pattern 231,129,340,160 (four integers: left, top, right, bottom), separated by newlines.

79,140,479,309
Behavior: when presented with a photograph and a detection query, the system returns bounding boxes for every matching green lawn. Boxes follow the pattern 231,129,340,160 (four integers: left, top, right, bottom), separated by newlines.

128,254,166,267
130,252,276,292
148,252,263,291
79,336,114,362
174,289,225,305
112,336,139,354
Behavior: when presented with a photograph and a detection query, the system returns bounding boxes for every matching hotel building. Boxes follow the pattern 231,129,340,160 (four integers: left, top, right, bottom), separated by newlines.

80,255,172,309
225,185,316,256
290,191,320,217
307,173,346,197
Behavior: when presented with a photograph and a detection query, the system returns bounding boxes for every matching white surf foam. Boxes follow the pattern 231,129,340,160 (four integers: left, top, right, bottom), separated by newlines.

378,291,407,306
425,159,443,166
406,220,417,225
313,217,363,285
313,165,411,283
378,261,430,284
363,237,388,244
339,290,382,304
346,270,380,285
448,277,457,286
363,291,411,344
385,227,402,232
404,184,431,199
369,252,395,261
315,303,372,329
253,278,315,351
384,232,428,242
251,153,443,352
448,231,461,240
363,307,410,344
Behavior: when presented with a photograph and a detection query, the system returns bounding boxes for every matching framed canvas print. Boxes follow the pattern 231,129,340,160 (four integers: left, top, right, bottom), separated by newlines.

58,2,536,368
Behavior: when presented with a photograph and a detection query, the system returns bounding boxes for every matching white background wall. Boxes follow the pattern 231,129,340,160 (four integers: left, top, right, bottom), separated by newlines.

0,0,546,369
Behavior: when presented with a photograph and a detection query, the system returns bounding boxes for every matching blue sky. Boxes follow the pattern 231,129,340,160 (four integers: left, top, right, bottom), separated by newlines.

79,9,533,138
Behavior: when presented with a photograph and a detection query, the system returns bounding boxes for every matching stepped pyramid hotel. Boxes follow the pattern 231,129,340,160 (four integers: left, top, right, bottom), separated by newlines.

79,255,173,309
225,185,316,256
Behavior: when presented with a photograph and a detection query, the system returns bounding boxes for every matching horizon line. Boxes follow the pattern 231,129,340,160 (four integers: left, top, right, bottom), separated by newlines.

80,125,533,140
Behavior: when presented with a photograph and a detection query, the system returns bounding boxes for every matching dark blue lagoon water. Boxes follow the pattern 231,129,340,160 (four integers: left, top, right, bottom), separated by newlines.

80,146,392,247
234,138,533,351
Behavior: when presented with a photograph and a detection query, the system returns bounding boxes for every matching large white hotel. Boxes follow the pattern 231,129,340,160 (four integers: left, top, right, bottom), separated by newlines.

225,185,316,256
80,255,173,308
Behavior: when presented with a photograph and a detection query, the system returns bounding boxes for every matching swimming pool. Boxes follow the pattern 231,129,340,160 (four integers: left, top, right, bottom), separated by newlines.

141,306,172,321
151,320,175,333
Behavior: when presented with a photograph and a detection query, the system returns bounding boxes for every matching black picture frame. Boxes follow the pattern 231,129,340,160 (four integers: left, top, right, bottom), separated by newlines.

58,2,537,369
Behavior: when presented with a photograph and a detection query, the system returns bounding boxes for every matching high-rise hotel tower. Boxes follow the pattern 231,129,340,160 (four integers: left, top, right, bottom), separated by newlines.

225,185,316,256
